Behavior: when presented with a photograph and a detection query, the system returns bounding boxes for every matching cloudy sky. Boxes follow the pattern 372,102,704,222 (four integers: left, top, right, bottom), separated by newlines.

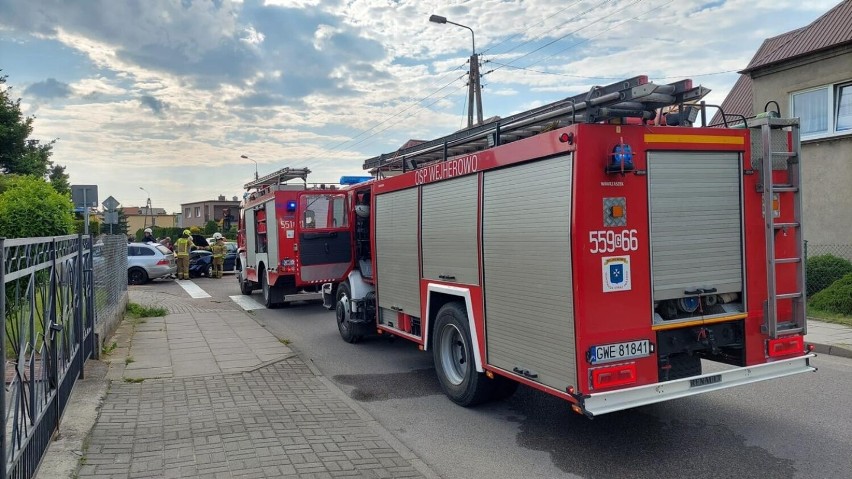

0,0,840,213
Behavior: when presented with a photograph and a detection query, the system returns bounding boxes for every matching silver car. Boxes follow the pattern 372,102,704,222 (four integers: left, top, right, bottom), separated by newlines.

128,242,176,285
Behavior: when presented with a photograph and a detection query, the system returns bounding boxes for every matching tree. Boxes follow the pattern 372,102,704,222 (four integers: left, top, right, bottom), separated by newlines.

0,176,74,238
203,220,219,235
0,73,57,177
48,164,70,195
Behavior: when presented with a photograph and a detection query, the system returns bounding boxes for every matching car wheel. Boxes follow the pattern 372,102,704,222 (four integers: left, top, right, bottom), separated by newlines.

206,264,213,277
128,267,148,285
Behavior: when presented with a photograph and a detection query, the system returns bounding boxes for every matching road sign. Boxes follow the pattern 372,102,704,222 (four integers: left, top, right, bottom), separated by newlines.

102,195,120,211
71,185,99,207
103,211,119,224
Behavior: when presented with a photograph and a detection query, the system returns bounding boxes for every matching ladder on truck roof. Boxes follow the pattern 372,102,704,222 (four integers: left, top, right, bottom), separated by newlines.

244,166,311,191
363,75,710,172
754,117,807,338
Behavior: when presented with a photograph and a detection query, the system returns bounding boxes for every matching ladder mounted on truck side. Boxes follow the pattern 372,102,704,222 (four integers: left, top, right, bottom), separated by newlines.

363,75,710,172
752,116,807,338
244,167,312,191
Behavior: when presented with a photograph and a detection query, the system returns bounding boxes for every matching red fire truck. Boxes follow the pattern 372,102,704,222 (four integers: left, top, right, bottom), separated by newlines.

237,167,354,307
321,75,816,416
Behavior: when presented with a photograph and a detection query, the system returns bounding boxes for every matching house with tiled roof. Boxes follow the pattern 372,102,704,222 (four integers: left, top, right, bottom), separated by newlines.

712,0,852,249
121,206,177,233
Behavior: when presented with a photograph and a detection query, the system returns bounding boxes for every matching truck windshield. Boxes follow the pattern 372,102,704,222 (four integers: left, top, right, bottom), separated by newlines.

301,194,348,229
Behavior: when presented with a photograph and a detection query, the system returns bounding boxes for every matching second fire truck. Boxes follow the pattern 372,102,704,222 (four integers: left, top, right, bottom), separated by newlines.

237,168,360,307
319,75,815,416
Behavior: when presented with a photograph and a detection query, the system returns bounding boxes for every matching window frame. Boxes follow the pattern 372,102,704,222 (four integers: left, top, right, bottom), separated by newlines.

791,80,852,140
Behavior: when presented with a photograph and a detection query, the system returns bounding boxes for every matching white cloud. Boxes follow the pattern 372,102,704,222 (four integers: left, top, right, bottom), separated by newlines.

0,0,842,213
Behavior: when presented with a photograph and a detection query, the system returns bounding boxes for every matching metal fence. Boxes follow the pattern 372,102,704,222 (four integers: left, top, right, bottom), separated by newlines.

1,235,96,479
804,242,852,298
92,236,128,341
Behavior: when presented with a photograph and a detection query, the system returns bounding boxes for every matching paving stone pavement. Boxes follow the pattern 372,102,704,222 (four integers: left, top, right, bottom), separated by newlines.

80,357,428,479
69,281,435,478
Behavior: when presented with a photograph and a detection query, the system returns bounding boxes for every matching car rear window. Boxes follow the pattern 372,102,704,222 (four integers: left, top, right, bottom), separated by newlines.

155,245,172,255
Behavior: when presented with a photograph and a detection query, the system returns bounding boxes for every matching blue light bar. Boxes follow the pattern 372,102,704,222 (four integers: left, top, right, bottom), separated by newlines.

339,176,373,185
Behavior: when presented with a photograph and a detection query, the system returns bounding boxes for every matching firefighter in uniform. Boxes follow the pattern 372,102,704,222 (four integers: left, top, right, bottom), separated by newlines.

210,232,226,278
174,229,194,280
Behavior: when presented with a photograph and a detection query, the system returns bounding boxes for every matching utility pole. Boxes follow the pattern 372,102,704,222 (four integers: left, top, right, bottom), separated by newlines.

430,14,483,128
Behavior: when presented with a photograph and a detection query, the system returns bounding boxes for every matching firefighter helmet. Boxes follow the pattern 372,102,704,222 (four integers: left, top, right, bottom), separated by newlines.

183,229,191,236
144,228,152,234
355,204,370,218
213,232,223,240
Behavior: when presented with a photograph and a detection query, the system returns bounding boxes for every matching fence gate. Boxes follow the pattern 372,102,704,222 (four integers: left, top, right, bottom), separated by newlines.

1,235,96,479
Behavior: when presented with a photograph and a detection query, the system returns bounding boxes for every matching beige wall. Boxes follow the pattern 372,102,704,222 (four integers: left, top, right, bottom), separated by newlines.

127,214,177,233
750,49,852,245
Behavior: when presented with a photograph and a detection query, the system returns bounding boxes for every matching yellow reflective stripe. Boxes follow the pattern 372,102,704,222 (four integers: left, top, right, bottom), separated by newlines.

651,313,748,331
644,134,744,145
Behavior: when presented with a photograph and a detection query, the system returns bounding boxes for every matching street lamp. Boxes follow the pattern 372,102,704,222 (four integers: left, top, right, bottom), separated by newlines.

429,14,483,127
139,186,154,229
241,154,259,180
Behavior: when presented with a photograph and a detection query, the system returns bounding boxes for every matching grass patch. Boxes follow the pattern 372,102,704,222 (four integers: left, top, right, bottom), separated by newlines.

102,341,118,355
808,307,852,327
125,357,134,365
123,377,144,383
278,338,291,346
126,302,167,319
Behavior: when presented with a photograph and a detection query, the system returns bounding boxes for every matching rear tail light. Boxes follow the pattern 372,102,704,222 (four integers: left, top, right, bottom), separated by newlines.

156,259,170,266
591,362,637,390
767,336,804,358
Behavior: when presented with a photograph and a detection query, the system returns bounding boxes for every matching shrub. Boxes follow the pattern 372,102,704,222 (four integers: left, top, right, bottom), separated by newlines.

0,175,74,238
806,254,852,297
808,273,852,315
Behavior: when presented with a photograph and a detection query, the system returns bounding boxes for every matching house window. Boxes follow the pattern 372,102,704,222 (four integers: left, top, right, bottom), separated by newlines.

791,81,852,139
185,208,190,218
194,207,201,218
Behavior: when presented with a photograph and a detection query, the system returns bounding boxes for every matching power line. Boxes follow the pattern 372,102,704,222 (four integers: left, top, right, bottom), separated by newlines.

488,0,646,75
486,63,735,80
479,0,596,56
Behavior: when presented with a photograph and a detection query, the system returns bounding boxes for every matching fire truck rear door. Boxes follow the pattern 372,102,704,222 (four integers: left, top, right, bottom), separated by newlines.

297,192,352,283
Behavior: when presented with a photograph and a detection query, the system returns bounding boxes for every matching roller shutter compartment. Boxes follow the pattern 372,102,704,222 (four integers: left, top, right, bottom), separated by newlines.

482,155,576,392
647,151,743,302
421,175,479,285
375,189,421,316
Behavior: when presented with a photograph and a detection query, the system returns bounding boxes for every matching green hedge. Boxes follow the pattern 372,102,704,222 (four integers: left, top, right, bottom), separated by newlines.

808,273,852,315
806,254,852,297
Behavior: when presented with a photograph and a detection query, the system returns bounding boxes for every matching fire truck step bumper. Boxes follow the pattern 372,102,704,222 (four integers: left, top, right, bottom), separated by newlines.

581,354,816,417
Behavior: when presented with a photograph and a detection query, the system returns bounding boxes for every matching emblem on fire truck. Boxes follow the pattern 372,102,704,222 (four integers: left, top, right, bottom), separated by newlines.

602,256,631,292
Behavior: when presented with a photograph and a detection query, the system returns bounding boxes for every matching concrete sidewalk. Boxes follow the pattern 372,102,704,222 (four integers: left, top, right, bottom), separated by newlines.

39,285,436,479
806,319,852,359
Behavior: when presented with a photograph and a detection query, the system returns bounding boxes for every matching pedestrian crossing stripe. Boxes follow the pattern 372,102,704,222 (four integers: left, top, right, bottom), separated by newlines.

230,295,266,311
176,279,211,298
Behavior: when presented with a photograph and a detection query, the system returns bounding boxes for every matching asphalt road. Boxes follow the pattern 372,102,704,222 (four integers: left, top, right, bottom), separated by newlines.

198,276,852,479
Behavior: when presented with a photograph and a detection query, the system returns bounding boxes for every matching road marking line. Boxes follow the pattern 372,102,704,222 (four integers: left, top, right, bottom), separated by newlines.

230,295,266,311
176,280,211,298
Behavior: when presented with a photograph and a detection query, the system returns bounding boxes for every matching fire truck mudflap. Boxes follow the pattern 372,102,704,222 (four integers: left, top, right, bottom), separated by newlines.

580,353,815,417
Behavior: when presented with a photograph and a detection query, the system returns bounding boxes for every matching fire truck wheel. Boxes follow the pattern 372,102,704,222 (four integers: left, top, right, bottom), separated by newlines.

433,302,493,407
238,269,253,295
336,282,362,343
260,269,277,309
